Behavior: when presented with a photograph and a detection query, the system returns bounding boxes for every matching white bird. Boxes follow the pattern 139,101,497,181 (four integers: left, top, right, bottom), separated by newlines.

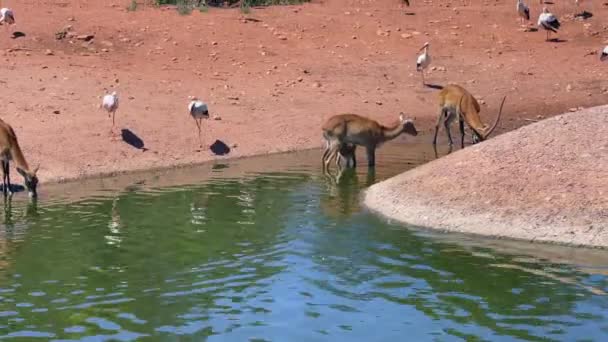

600,46,608,62
188,96,210,148
517,0,530,25
416,42,431,86
0,8,15,25
0,8,14,34
101,91,119,134
538,7,561,42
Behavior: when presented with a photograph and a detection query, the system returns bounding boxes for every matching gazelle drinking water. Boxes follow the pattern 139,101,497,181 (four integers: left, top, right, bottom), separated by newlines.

322,113,418,171
0,119,39,198
432,84,506,148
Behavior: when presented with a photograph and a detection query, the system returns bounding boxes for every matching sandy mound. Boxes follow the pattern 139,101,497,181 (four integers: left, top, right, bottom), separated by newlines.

364,106,608,248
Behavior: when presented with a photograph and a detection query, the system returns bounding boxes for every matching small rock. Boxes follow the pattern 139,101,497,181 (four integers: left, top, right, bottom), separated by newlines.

45,49,54,56
211,41,218,45
375,101,382,105
277,35,287,40
67,16,75,21
312,82,322,88
566,84,573,92
213,115,222,120
297,76,303,82
400,33,412,39
53,110,60,115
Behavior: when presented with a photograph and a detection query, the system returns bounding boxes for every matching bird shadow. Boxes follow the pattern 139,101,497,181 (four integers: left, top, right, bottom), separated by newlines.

209,139,231,156
404,12,415,15
10,31,26,39
121,129,148,151
542,1,554,4
424,83,444,90
548,38,567,43
0,184,25,194
575,11,593,19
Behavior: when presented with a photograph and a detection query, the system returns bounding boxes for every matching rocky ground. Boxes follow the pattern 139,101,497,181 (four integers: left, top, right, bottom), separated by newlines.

364,107,608,247
0,0,607,184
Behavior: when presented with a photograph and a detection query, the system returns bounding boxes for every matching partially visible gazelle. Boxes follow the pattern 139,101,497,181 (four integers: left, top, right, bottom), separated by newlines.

432,84,506,148
0,119,39,198
322,113,418,171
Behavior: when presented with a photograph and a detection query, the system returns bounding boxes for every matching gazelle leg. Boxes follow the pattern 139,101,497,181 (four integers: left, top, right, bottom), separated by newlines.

324,142,339,172
366,146,376,167
444,116,454,146
432,108,445,146
321,139,331,168
459,115,466,148
1,160,6,196
2,160,10,196
5,162,11,196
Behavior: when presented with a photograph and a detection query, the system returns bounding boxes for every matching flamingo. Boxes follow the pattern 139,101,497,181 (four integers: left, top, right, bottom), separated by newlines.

517,0,530,25
416,42,431,86
188,96,210,148
538,7,561,41
101,91,119,134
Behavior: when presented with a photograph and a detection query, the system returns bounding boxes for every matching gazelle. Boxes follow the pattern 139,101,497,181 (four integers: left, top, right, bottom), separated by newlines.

432,84,506,148
322,113,418,171
0,119,39,198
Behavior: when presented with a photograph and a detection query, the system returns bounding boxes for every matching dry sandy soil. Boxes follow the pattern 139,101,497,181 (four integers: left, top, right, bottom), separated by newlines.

0,0,607,184
364,107,608,247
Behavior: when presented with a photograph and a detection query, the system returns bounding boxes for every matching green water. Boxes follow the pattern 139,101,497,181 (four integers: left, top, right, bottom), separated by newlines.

0,143,607,341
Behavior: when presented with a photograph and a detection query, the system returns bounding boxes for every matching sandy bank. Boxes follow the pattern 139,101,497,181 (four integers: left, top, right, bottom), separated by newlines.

364,106,608,248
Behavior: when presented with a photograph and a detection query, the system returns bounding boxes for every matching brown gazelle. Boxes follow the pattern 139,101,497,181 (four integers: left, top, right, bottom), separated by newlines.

432,84,506,148
0,119,39,198
322,113,418,170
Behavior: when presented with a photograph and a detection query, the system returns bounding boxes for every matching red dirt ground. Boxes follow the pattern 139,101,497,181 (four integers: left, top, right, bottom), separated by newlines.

0,0,607,184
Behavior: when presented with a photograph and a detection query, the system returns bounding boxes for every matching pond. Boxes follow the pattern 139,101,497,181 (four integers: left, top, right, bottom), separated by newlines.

1,141,608,341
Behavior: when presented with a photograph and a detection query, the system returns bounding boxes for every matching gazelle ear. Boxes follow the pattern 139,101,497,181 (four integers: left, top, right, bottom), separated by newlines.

33,164,40,174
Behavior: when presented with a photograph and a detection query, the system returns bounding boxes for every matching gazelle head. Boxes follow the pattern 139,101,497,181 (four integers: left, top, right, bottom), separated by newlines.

17,165,39,198
399,113,418,136
468,96,507,144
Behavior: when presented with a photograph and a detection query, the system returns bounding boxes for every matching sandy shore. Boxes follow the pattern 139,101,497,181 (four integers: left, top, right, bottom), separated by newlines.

364,106,608,248
0,0,607,186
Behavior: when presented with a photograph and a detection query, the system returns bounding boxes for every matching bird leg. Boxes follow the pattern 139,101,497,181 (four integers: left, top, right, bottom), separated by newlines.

420,71,425,86
112,110,116,131
195,118,203,148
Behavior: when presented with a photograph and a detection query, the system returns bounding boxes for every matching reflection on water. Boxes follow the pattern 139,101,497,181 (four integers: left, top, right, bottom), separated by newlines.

0,141,607,341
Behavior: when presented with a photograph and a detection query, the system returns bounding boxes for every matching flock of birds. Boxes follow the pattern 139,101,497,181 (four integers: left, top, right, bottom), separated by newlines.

416,0,608,82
